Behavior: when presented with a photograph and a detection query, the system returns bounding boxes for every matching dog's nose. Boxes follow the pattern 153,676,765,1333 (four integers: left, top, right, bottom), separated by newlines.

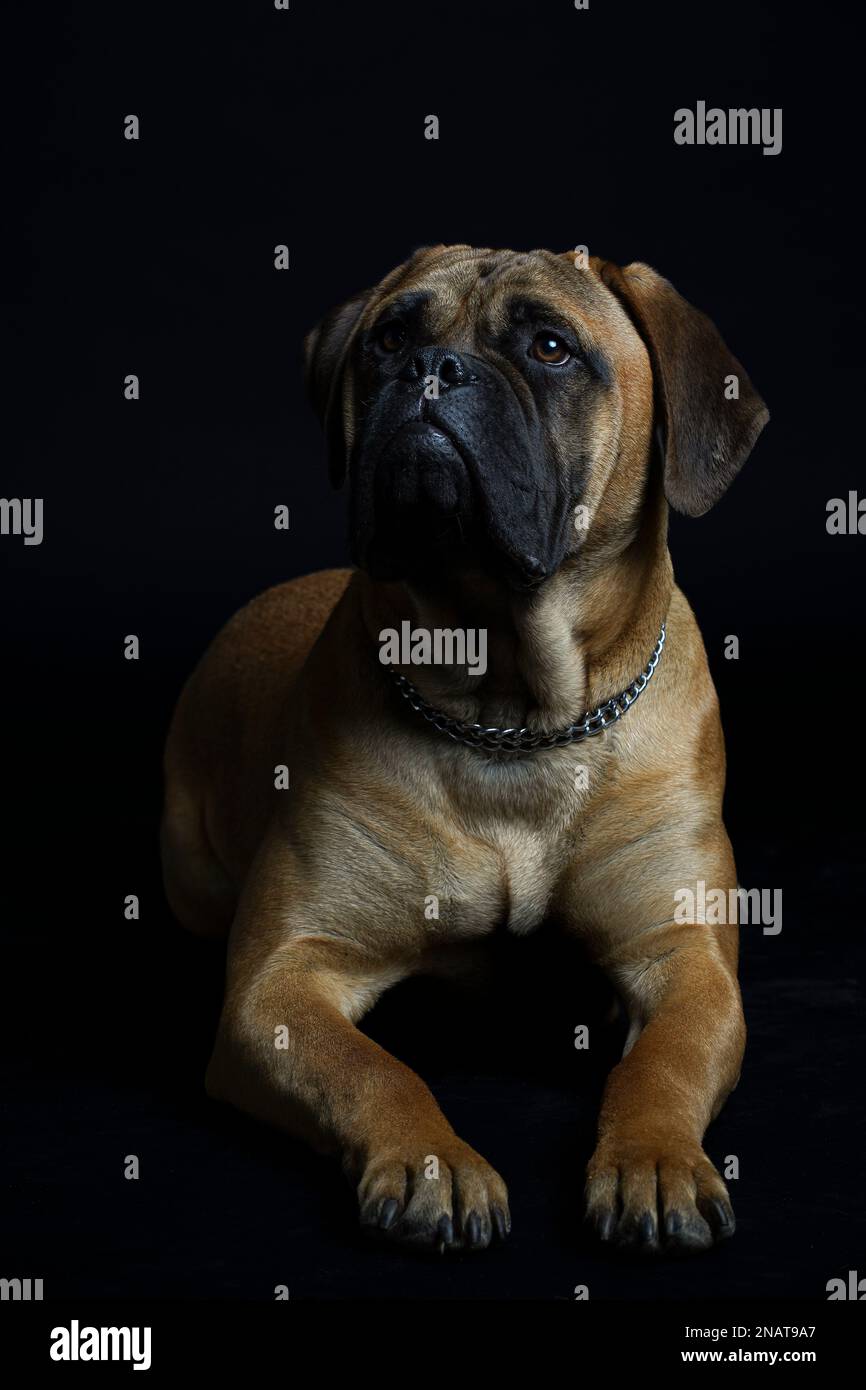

398,347,475,390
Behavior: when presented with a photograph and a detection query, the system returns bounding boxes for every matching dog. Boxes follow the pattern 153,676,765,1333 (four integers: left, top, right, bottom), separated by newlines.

161,244,768,1255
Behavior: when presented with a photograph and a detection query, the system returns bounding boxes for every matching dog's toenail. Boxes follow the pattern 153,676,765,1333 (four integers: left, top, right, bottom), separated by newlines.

665,1210,683,1236
379,1198,399,1230
597,1210,615,1241
492,1206,509,1241
639,1212,656,1243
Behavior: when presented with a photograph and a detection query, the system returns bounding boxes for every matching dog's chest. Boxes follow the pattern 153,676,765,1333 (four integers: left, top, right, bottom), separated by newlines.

403,745,600,939
482,825,572,935
436,768,585,938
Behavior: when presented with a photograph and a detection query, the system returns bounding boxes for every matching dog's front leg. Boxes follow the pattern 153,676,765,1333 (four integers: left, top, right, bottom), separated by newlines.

584,918,745,1255
204,864,509,1252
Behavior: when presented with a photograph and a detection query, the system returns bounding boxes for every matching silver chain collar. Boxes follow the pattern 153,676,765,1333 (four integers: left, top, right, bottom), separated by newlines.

387,623,666,753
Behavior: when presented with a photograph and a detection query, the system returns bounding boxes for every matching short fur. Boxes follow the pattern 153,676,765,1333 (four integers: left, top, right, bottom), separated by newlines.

162,244,768,1254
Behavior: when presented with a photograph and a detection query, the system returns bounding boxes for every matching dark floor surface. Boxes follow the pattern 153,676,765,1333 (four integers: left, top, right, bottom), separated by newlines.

2,716,863,1300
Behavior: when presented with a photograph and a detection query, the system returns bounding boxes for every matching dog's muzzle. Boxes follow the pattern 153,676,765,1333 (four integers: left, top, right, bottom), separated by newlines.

349,347,570,585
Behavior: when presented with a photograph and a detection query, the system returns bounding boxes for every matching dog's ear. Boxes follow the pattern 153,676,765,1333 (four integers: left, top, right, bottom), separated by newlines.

304,289,372,489
593,260,769,516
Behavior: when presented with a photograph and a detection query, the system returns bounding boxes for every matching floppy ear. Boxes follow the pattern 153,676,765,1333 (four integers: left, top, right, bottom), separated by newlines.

303,289,372,489
595,260,769,516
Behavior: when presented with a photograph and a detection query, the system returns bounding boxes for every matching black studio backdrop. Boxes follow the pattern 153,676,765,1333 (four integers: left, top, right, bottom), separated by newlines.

2,0,865,1308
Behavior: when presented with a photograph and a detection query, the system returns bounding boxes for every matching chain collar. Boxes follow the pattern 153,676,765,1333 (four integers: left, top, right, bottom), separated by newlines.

387,623,666,753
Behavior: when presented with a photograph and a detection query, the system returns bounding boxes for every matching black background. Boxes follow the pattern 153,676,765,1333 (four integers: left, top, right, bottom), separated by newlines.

3,0,865,1302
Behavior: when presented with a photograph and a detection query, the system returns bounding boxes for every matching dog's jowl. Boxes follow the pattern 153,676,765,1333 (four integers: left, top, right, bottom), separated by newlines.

161,245,768,1255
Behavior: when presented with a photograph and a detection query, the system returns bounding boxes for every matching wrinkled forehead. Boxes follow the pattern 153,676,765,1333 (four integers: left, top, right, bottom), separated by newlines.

364,245,636,353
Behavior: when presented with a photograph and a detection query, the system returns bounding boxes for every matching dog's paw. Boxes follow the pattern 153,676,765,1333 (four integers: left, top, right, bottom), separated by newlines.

585,1134,735,1256
353,1136,510,1253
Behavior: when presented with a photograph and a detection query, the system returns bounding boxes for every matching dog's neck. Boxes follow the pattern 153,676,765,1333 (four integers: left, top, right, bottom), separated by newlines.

358,502,673,734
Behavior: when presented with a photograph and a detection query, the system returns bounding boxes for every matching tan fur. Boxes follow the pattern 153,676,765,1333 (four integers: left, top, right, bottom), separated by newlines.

161,245,764,1254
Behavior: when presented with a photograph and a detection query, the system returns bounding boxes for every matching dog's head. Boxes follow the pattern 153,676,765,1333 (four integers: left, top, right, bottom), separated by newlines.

305,245,768,586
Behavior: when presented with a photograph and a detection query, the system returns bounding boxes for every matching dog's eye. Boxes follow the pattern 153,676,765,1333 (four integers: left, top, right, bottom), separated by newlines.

530,332,571,366
375,320,408,353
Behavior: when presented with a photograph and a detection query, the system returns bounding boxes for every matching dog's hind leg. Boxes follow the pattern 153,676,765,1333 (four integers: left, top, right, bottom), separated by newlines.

160,784,236,937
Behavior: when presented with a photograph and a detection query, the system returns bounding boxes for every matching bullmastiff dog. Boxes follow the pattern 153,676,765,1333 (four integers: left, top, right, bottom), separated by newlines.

161,244,768,1255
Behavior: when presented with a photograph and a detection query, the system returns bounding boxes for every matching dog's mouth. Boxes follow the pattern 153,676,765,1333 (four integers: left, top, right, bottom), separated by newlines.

378,420,470,513
348,367,572,588
355,423,554,587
